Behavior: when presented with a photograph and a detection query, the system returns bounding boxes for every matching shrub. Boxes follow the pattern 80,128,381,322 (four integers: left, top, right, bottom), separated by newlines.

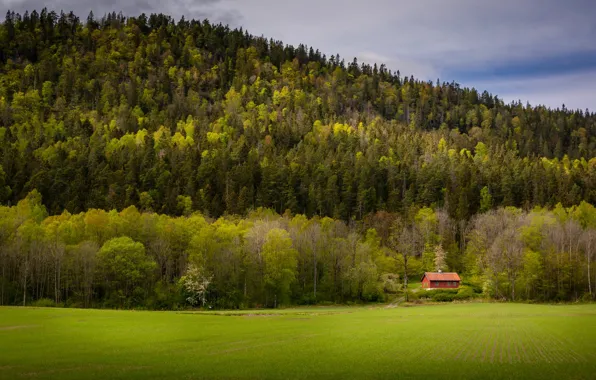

454,287,477,300
146,282,182,310
461,282,484,294
66,301,85,309
419,289,458,299
416,289,464,302
297,294,317,305
432,293,456,302
404,291,419,301
31,298,56,307
381,273,401,294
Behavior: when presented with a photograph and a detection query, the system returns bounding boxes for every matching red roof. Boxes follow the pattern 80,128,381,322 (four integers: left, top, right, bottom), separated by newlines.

422,272,461,281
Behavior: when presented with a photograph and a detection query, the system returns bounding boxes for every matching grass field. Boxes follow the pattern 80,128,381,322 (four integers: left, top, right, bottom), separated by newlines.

1,303,595,379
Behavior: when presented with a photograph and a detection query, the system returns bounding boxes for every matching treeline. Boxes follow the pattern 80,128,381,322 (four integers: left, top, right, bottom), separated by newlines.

0,10,595,218
0,191,594,309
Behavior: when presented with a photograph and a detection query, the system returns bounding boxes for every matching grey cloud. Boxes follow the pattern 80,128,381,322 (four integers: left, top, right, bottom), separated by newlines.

469,70,596,111
211,1,596,74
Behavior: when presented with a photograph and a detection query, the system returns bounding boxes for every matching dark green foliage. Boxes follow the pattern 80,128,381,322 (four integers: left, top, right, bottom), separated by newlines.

404,291,419,301
30,298,56,307
460,282,483,294
419,289,458,302
0,10,595,220
418,287,478,302
432,293,456,302
455,287,477,300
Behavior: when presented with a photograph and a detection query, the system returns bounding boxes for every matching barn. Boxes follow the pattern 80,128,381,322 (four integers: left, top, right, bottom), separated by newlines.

421,271,461,290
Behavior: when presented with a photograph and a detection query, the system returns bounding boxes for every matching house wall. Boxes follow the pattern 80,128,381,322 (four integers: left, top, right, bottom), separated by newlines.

422,277,430,289
429,281,459,289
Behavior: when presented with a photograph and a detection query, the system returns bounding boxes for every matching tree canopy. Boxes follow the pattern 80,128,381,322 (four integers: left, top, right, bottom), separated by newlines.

0,9,594,219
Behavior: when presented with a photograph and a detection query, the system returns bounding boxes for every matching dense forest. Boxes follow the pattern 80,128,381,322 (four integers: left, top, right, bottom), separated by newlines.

0,10,595,307
1,192,595,308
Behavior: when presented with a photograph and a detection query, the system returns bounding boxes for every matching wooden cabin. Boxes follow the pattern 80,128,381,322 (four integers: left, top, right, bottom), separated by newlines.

421,272,461,290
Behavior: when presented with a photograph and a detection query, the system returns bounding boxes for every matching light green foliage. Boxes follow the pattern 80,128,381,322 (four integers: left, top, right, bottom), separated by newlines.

263,229,298,305
176,195,193,216
521,249,543,299
474,141,488,160
346,261,379,301
415,207,438,244
479,186,493,213
138,192,154,212
415,208,439,272
437,137,448,152
1,190,595,307
572,201,596,229
97,237,156,300
16,190,48,223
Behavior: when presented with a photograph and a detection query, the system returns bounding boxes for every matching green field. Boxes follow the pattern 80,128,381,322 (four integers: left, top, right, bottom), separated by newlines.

1,304,595,380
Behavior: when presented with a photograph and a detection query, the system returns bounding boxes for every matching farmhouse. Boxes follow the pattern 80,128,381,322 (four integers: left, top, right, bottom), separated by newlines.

421,271,461,290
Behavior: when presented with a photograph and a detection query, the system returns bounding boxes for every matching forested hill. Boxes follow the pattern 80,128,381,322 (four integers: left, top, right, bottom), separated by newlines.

1,10,596,219
1,10,596,309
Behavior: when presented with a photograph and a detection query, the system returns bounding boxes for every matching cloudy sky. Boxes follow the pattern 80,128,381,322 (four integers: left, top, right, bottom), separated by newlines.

4,0,596,111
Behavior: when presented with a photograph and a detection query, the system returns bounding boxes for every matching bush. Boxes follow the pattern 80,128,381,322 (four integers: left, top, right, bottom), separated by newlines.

404,291,419,301
432,293,456,302
417,288,470,302
103,290,126,309
381,273,401,294
461,282,483,294
418,291,430,299
66,301,85,309
297,294,317,305
454,287,477,300
31,298,56,307
415,286,481,302
418,289,458,299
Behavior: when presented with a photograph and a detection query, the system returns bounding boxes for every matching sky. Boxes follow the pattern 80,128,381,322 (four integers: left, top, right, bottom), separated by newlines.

3,0,596,111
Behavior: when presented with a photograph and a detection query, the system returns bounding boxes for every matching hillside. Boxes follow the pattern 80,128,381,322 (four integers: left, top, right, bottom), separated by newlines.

0,10,595,218
0,10,595,308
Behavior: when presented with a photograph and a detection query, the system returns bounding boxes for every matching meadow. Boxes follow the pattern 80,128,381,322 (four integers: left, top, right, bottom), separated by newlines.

1,303,595,379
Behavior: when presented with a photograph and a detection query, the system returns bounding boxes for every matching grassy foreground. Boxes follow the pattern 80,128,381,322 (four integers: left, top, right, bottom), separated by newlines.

1,303,595,380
